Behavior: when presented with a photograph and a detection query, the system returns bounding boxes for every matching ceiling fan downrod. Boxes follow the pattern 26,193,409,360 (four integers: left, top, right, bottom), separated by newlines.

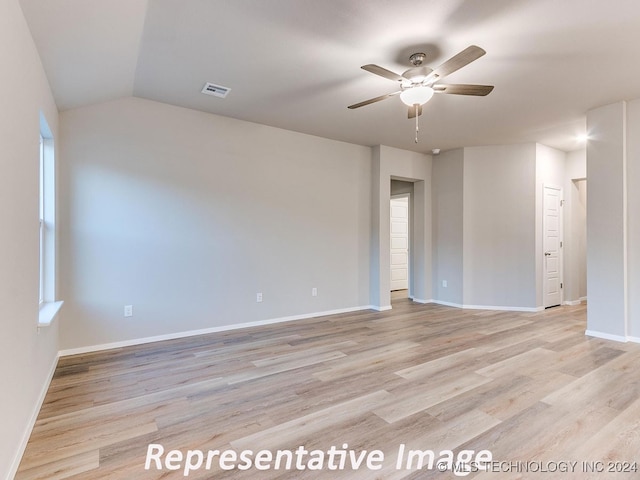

409,52,426,66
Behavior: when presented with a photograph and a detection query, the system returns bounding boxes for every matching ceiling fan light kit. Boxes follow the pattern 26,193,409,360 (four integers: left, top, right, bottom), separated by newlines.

348,45,494,143
399,86,434,106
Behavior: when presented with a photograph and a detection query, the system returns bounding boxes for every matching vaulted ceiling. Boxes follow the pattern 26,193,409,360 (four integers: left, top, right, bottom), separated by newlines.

19,0,640,153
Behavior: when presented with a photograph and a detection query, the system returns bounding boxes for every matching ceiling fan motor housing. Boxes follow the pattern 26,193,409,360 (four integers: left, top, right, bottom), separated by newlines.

409,52,426,66
402,65,433,85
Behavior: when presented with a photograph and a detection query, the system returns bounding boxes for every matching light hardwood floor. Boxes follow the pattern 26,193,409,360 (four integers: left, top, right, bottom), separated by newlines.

16,300,640,479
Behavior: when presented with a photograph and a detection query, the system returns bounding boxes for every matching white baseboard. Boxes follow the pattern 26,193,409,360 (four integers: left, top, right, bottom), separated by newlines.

429,300,542,312
8,353,59,480
430,300,463,308
585,329,628,343
564,297,587,306
411,298,431,304
370,305,392,312
627,336,640,344
464,304,544,312
59,305,375,357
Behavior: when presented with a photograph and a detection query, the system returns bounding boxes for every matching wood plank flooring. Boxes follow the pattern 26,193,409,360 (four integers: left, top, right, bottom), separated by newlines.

16,300,640,479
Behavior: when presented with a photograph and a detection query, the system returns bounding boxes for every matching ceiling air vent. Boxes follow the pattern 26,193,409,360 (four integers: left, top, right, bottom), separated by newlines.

201,82,231,98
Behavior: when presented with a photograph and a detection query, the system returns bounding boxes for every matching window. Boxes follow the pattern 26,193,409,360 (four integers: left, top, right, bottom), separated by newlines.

39,135,44,305
38,113,63,326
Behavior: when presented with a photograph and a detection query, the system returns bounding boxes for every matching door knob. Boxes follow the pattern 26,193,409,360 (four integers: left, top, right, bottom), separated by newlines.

544,252,551,256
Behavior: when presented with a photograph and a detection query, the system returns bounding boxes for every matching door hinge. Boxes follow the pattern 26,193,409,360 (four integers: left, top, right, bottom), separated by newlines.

560,241,563,248
560,199,564,207
560,283,563,289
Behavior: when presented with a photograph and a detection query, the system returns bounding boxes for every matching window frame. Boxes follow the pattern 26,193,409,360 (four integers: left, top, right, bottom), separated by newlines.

39,134,45,306
38,114,63,327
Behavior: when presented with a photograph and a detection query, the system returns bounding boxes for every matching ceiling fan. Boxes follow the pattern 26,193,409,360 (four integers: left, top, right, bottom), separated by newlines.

348,45,494,142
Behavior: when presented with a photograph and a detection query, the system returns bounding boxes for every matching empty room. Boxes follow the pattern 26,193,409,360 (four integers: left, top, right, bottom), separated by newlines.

3,0,640,478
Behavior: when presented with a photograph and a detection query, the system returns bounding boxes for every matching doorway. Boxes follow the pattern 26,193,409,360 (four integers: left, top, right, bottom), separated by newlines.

390,194,410,299
567,178,587,304
543,185,563,308
574,179,587,302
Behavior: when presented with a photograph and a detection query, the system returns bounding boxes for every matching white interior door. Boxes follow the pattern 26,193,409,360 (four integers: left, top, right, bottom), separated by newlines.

390,196,409,291
544,185,562,308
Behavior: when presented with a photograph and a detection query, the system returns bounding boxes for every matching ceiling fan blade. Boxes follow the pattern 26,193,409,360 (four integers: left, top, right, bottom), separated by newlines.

408,104,423,119
433,84,494,96
348,91,401,109
361,64,405,82
428,45,486,81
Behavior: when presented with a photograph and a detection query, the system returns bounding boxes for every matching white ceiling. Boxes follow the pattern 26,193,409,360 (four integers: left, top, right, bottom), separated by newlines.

19,0,640,153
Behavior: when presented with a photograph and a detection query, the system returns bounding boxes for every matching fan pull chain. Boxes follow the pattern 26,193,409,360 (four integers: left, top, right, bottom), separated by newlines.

415,104,419,143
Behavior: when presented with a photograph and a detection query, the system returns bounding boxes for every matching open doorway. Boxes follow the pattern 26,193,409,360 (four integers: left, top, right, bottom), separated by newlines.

390,180,413,301
370,146,430,310
572,178,587,303
548,176,586,307
391,195,409,299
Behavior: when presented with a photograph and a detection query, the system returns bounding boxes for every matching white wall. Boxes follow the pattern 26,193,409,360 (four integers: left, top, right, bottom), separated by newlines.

586,102,627,339
431,144,563,311
432,149,464,305
564,149,587,304
462,144,538,309
371,145,431,308
585,99,640,341
535,144,566,307
566,149,587,180
0,0,60,477
627,99,640,339
390,180,414,197
59,97,372,350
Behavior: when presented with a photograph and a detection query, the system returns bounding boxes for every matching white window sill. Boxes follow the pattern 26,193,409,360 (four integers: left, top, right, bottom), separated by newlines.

38,300,64,327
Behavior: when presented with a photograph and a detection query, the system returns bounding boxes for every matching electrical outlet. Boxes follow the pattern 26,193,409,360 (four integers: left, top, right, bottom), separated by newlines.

312,287,318,297
256,293,263,303
124,305,133,317
442,280,448,288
